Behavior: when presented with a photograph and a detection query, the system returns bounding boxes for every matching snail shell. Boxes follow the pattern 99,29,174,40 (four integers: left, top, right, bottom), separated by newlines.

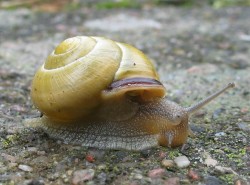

27,36,235,150
31,36,165,122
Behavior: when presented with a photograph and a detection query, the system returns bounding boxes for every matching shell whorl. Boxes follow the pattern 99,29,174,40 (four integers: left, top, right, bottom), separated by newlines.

31,36,166,122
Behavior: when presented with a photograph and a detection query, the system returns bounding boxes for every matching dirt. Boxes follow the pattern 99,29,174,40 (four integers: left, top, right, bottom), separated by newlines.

0,4,249,185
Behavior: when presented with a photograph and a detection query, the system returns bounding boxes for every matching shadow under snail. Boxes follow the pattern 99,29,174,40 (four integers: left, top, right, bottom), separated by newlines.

26,36,235,150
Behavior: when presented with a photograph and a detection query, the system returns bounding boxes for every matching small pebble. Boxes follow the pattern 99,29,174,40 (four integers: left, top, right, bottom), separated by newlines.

48,172,59,181
213,108,225,119
8,162,18,168
67,170,73,176
237,122,250,132
61,174,69,183
239,34,250,41
97,172,107,184
214,132,226,137
24,179,44,185
31,156,49,166
187,169,199,180
204,158,218,167
27,147,38,153
174,156,190,168
186,64,218,74
235,179,249,185
164,177,180,185
74,158,80,163
228,54,249,69
18,164,33,172
88,149,106,161
11,104,26,112
140,149,151,158
159,151,167,159
161,159,174,168
86,154,95,163
215,166,238,175
37,151,46,155
1,153,17,163
72,169,95,184
97,164,106,170
204,175,224,185
240,107,248,113
6,129,18,134
148,168,165,178
133,173,143,180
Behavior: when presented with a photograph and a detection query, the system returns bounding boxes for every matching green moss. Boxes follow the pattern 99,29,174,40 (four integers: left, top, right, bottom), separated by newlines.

1,139,11,148
219,174,235,185
167,150,180,159
112,165,120,173
1,134,20,149
212,0,250,8
239,148,246,156
225,148,246,167
96,0,141,9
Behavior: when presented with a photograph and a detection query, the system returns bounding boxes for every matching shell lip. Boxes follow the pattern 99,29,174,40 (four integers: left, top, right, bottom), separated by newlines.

102,77,166,101
107,77,163,91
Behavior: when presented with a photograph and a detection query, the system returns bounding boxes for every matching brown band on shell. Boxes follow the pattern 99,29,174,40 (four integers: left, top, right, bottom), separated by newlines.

107,77,163,91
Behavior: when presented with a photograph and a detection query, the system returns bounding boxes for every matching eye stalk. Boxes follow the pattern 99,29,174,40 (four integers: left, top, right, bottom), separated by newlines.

186,82,235,115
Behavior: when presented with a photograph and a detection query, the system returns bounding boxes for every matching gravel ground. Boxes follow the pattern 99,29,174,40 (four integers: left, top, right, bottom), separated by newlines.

0,4,249,185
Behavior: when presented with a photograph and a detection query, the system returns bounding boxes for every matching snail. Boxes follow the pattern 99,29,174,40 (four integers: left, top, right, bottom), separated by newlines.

26,36,235,150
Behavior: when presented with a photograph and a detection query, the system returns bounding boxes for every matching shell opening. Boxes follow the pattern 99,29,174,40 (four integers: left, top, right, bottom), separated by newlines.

102,77,166,102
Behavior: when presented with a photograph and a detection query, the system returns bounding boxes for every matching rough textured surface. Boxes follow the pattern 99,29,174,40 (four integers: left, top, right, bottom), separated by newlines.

0,4,249,185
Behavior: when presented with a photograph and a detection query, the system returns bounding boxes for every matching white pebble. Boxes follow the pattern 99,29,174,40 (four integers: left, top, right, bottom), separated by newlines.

205,158,218,167
27,147,38,152
215,132,226,137
215,166,238,175
72,169,95,184
174,156,190,168
18,164,33,172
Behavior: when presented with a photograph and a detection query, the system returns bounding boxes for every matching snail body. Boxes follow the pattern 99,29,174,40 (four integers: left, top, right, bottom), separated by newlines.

27,36,235,150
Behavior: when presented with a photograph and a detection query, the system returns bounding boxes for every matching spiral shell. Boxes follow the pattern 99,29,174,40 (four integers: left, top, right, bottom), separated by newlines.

31,36,166,122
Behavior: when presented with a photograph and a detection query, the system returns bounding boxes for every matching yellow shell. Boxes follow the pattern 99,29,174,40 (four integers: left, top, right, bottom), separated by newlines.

31,36,166,122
